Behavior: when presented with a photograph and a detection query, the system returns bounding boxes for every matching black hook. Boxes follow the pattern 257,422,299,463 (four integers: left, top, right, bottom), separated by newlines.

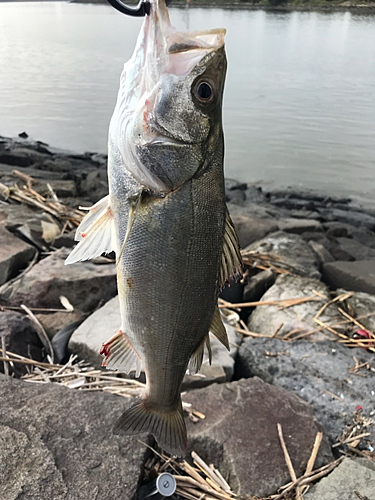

106,0,172,17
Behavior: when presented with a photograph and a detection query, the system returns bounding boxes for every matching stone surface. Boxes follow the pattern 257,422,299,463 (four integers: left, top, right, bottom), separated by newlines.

247,275,339,339
0,226,36,286
323,260,375,294
304,458,375,500
230,214,278,248
35,310,85,338
0,311,44,376
308,240,335,265
319,208,375,231
335,237,375,261
0,376,150,500
184,377,333,497
242,269,275,303
237,338,375,445
2,248,117,312
70,296,241,385
277,218,323,234
343,289,375,333
244,231,321,278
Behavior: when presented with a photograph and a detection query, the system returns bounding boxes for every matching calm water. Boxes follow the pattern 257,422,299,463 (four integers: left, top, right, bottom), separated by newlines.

0,3,375,202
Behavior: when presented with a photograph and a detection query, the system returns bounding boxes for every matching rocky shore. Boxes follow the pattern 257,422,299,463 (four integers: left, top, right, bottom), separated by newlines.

1,134,375,500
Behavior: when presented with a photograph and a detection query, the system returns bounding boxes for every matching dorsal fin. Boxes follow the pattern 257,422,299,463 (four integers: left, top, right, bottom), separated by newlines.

219,208,243,288
65,195,115,265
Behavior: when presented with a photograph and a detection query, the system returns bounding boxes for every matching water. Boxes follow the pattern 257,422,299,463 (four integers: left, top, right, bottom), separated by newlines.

1,3,375,202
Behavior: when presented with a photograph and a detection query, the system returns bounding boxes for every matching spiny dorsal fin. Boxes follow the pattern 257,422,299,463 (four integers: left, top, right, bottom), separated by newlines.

210,306,229,351
113,397,187,457
65,195,115,265
100,330,143,378
219,207,243,288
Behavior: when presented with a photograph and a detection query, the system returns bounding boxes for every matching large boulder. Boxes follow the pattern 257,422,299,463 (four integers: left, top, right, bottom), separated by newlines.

2,248,117,312
247,275,339,339
323,260,375,294
230,214,277,248
184,377,333,497
0,376,151,500
237,338,375,445
305,458,375,500
0,226,36,286
244,231,321,279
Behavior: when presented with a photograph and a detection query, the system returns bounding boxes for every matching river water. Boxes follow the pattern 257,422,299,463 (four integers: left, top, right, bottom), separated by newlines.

0,2,374,202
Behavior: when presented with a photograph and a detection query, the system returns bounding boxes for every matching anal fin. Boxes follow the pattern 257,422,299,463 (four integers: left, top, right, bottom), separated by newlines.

113,397,187,457
210,306,229,351
100,330,142,378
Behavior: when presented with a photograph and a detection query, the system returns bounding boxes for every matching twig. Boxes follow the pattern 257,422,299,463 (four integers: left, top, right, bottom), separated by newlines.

338,307,375,340
1,336,9,376
218,295,321,310
323,389,343,401
276,423,302,500
332,432,371,448
20,304,54,363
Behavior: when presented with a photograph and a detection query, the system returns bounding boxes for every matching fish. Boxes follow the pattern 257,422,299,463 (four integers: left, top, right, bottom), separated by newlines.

65,0,241,456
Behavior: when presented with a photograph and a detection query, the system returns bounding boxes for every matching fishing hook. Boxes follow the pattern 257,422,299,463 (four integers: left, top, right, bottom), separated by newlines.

106,0,172,17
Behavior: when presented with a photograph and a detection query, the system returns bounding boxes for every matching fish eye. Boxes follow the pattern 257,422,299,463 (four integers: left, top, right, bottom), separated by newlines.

197,82,212,99
192,77,216,106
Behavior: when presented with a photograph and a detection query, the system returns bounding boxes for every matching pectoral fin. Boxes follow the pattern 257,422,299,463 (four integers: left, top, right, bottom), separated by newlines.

65,195,115,265
219,208,243,288
115,192,142,266
100,330,142,378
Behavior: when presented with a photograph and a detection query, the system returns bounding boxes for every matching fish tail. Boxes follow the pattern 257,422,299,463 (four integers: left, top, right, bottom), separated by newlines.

113,397,187,457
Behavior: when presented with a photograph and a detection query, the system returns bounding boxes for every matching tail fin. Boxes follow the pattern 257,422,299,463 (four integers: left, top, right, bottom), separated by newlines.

113,398,187,457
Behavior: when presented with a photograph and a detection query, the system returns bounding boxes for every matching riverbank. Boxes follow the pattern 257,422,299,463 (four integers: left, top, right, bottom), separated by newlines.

1,134,374,499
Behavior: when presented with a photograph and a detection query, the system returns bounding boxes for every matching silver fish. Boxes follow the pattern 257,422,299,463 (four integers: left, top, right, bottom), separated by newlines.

66,0,241,456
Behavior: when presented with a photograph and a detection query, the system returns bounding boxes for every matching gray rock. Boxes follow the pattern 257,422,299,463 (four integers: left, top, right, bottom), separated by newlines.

342,289,375,333
230,214,278,248
308,240,335,265
304,458,375,500
324,222,375,249
0,311,43,376
184,377,333,497
319,208,375,232
80,169,108,203
323,260,375,294
244,231,321,278
35,179,77,199
0,226,36,286
335,237,375,261
70,296,240,385
0,376,151,500
278,218,323,234
2,248,117,312
0,150,33,167
243,269,275,303
237,338,375,445
248,275,338,339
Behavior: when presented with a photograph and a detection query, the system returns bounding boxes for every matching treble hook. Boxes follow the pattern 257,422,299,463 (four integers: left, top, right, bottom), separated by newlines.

106,0,172,17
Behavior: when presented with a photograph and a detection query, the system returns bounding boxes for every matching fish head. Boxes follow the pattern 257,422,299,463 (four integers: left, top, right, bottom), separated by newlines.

109,0,227,194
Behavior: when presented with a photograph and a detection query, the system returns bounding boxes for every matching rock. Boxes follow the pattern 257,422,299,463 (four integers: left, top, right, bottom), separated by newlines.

34,310,85,338
324,222,375,249
2,248,117,312
247,275,339,339
244,231,321,279
308,240,335,265
0,312,43,376
319,208,375,232
304,458,375,500
242,269,275,303
224,179,247,193
236,338,375,445
0,226,36,286
52,230,76,249
80,169,108,203
70,296,241,385
34,179,77,199
278,218,323,234
184,377,333,497
0,151,33,167
335,237,375,261
342,289,375,333
9,147,51,164
0,376,151,500
230,214,278,248
219,277,243,304
323,260,375,294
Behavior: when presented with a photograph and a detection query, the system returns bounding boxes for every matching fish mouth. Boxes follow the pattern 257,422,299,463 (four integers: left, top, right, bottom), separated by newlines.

147,136,189,146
